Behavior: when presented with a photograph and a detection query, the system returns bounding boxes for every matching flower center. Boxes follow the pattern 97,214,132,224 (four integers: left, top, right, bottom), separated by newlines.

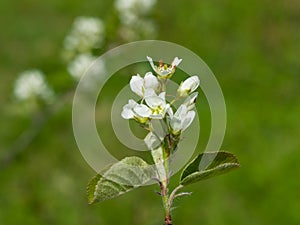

151,105,164,115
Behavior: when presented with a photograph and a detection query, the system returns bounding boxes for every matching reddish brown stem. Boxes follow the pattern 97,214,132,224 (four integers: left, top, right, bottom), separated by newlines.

164,215,172,225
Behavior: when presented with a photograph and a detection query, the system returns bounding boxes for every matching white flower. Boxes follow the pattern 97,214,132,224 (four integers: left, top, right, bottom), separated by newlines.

121,99,138,119
121,92,170,122
130,72,160,98
13,69,55,103
63,17,104,54
147,56,182,79
177,75,200,97
121,99,150,123
144,92,170,119
169,105,195,135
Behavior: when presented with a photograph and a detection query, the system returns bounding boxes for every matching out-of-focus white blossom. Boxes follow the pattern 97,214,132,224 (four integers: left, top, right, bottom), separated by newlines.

115,0,156,25
67,54,104,81
13,69,55,103
115,0,157,41
177,76,200,97
118,20,156,41
147,56,182,79
63,16,105,57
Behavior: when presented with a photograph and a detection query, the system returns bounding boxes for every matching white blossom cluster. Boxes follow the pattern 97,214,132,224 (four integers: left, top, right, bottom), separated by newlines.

13,69,55,103
63,16,106,81
115,0,156,25
115,0,157,41
67,54,94,80
121,57,200,150
63,16,105,56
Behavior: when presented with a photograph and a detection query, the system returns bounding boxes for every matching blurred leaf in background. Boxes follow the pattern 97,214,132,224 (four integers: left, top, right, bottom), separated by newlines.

0,0,300,225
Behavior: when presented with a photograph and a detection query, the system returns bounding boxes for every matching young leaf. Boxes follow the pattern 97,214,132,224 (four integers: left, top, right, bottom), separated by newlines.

180,151,240,186
87,156,154,204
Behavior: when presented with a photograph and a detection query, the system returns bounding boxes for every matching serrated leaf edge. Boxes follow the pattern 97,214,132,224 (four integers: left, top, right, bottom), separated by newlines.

87,157,153,204
180,151,239,182
180,162,240,186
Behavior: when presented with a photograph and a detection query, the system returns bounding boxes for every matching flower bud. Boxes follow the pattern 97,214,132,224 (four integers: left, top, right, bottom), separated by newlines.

147,56,182,79
169,105,196,136
177,76,200,97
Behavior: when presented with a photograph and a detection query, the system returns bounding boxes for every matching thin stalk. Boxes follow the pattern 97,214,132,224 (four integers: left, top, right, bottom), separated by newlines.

162,137,172,224
151,140,172,224
168,184,184,212
159,78,167,93
148,96,175,224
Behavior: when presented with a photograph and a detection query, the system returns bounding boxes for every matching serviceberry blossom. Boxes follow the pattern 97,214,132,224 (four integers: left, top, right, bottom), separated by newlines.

121,99,150,123
121,92,170,121
143,92,170,119
147,56,182,79
90,55,239,225
169,105,196,136
122,56,199,145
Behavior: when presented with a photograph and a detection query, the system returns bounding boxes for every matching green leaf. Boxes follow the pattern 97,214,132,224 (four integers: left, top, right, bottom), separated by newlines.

87,156,154,204
180,151,240,186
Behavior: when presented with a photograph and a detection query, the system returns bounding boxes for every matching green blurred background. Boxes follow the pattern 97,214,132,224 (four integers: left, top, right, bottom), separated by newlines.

1,0,300,224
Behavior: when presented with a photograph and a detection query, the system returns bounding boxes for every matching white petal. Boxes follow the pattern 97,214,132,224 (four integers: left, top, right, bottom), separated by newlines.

128,99,138,107
121,107,134,119
163,104,171,115
121,99,138,119
145,95,164,108
158,92,166,100
144,72,160,90
182,76,200,92
170,117,182,134
174,105,188,119
181,111,195,131
189,76,200,92
147,56,156,71
171,57,182,67
178,76,200,96
166,106,174,117
181,76,195,89
133,104,151,117
144,88,156,98
130,74,144,96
